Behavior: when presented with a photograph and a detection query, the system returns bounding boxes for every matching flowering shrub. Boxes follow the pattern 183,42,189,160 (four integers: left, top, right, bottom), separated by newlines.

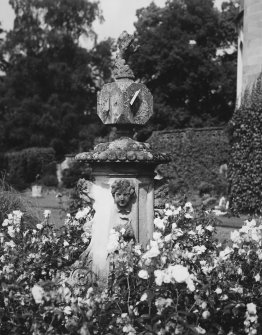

0,206,92,334
1,202,262,334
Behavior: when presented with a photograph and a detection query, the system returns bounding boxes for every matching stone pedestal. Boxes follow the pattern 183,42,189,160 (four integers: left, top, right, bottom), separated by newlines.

74,31,170,281
76,137,170,248
91,163,155,247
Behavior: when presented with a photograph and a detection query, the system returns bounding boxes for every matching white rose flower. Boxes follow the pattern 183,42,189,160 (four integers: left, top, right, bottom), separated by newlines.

134,245,142,255
63,306,72,315
154,217,165,230
244,219,256,228
172,222,177,230
36,223,43,230
173,206,182,215
201,302,207,309
168,264,190,283
13,210,23,217
43,209,51,218
202,310,210,319
5,240,16,248
247,303,257,315
161,256,167,264
186,276,195,292
215,287,222,294
165,209,173,217
237,268,243,275
63,240,69,247
196,225,204,235
184,202,194,212
7,226,15,238
31,285,45,304
75,207,90,220
2,219,9,227
154,269,164,286
254,273,260,282
143,245,160,258
140,293,147,301
205,225,214,232
155,297,173,313
195,325,206,334
193,245,206,255
219,246,233,260
164,234,172,242
138,270,149,280
153,231,162,241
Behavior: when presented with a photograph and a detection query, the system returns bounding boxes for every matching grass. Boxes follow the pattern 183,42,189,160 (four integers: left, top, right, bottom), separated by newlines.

20,188,70,227
0,178,41,227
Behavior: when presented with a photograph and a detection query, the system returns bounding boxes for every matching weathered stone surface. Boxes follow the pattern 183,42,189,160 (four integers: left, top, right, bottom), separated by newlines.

97,80,153,125
75,137,171,164
97,30,153,125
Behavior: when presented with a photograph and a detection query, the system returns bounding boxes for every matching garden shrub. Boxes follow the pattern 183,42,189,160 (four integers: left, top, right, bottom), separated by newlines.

62,161,92,214
6,147,57,190
62,160,92,189
1,201,262,334
0,178,40,227
228,73,262,214
41,174,58,187
148,128,229,197
0,152,7,173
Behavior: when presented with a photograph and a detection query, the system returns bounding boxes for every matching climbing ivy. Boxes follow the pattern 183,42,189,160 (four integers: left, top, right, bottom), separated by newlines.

228,73,262,214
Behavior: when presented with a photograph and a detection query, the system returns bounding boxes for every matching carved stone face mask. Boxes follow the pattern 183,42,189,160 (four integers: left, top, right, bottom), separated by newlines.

114,190,131,208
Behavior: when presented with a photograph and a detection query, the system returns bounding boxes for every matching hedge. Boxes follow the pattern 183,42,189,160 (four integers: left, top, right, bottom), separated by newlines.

148,127,229,197
6,147,57,190
228,73,262,214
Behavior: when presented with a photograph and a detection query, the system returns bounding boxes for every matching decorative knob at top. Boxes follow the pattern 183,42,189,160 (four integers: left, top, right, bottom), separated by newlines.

113,31,135,80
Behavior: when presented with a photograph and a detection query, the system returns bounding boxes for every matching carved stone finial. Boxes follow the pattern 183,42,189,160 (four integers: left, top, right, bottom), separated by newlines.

113,31,135,80
117,31,134,59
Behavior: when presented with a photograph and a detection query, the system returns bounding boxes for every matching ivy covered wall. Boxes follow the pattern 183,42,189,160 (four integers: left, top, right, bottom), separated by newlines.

228,74,262,214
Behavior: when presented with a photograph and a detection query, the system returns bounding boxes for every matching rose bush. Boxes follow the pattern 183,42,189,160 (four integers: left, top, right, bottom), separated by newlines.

1,202,262,334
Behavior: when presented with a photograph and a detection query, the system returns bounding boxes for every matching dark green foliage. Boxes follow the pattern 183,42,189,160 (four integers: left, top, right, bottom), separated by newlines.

41,174,58,187
6,147,57,189
0,0,113,158
149,128,229,196
0,152,7,173
228,73,262,214
62,160,91,189
130,0,238,130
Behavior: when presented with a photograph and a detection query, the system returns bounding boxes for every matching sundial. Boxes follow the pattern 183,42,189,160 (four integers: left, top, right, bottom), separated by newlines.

75,31,170,282
97,31,153,125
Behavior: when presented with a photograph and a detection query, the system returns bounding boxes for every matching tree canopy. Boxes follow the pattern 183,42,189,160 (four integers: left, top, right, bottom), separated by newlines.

0,0,239,157
0,0,113,158
130,0,238,131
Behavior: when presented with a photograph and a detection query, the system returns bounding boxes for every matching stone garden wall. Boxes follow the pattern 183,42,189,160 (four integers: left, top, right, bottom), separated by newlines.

148,127,230,196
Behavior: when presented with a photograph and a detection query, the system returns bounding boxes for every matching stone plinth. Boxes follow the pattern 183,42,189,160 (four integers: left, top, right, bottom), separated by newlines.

76,137,170,247
73,31,170,281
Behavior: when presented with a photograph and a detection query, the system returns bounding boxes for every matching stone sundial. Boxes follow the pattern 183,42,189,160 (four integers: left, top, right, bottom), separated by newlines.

75,31,170,283
97,31,153,125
